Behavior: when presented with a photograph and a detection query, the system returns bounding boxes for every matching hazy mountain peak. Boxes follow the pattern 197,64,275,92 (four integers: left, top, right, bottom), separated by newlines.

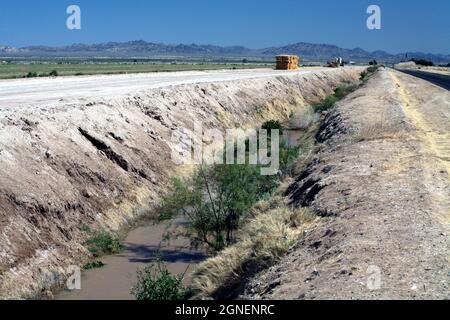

1,40,449,63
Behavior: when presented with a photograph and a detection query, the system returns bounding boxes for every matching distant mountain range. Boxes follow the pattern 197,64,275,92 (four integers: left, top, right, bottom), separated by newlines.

1,41,449,63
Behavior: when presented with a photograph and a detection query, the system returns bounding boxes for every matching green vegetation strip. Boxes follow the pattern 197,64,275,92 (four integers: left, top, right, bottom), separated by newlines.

313,66,378,113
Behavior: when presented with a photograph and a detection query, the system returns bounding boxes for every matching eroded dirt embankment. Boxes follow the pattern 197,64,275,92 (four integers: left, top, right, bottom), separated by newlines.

0,68,363,299
244,68,450,300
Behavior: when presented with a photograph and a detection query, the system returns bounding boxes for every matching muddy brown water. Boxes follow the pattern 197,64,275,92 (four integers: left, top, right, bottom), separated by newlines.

56,218,206,300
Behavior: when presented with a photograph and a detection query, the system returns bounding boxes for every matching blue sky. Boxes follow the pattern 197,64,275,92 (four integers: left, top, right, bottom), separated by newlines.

1,0,449,54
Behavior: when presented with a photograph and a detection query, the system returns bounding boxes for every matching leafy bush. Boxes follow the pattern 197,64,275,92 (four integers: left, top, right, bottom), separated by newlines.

49,70,58,77
367,66,379,73
131,261,186,300
261,120,300,175
313,95,338,113
159,119,304,251
262,120,284,135
83,261,106,270
313,79,364,113
26,72,38,78
360,66,379,83
160,164,277,251
279,143,300,177
85,229,122,256
333,83,358,100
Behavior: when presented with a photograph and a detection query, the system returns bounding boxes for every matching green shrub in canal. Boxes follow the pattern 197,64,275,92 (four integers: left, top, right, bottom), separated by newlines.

159,120,301,252
313,69,378,113
85,228,122,256
360,66,379,83
333,83,358,100
313,79,365,113
279,143,300,177
131,261,186,300
160,163,278,251
262,120,284,134
83,260,106,270
313,95,339,113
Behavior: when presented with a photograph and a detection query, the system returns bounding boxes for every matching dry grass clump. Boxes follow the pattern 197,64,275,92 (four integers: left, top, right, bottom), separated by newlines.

248,195,285,218
246,207,317,261
289,105,317,130
290,133,316,177
355,122,405,142
352,109,410,143
190,205,318,299
275,177,295,196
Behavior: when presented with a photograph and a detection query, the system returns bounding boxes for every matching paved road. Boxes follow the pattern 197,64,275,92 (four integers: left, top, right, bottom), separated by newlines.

396,69,450,91
0,68,325,107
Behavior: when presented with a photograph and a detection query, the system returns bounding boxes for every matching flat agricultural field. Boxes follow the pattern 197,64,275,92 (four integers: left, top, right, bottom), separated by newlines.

0,62,270,79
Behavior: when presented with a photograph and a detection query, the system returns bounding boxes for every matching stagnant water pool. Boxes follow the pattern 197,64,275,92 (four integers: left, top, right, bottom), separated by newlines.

55,217,207,300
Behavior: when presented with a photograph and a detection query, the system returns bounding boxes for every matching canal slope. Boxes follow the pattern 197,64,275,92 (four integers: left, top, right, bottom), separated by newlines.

0,67,364,299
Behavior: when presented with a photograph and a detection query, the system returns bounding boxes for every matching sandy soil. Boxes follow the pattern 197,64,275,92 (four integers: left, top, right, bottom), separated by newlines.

0,67,363,299
0,68,325,108
244,68,449,300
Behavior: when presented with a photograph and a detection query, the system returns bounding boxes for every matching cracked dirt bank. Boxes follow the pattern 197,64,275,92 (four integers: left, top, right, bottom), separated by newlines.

0,67,364,299
244,68,449,300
